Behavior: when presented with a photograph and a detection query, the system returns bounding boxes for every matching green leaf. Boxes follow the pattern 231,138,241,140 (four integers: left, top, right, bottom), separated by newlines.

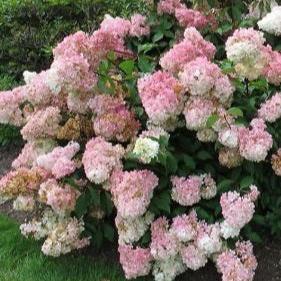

151,191,171,213
97,77,114,95
63,177,80,189
275,44,281,51
152,32,164,42
183,155,196,170
103,223,115,242
100,192,114,215
220,60,234,74
75,192,91,218
253,215,266,226
138,56,155,73
158,149,167,167
140,231,151,245
134,106,144,118
158,135,169,147
240,176,254,189
160,17,173,30
98,60,110,74
119,60,135,76
166,151,178,173
196,207,213,222
228,107,244,117
231,4,242,21
89,187,100,206
196,150,213,160
247,231,263,244
206,114,219,128
216,23,233,35
218,179,234,192
249,78,268,92
107,51,116,61
164,30,174,38
138,43,157,54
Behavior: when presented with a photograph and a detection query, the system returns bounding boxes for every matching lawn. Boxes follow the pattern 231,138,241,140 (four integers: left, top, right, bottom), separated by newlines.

0,214,126,281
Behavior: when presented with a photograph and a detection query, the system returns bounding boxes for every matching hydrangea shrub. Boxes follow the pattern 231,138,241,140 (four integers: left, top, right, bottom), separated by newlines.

1,1,281,280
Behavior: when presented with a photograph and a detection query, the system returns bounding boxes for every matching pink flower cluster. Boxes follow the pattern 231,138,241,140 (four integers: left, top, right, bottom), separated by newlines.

150,217,180,260
21,107,62,141
238,118,273,162
196,222,222,256
117,201,259,281
137,71,184,127
39,179,78,214
171,175,202,206
119,245,152,279
82,137,124,184
179,57,234,106
160,27,216,73
258,92,281,122
180,57,234,143
220,186,259,230
175,6,208,29
171,174,217,206
23,71,55,107
157,0,181,14
36,141,80,179
262,47,281,86
99,14,150,39
181,243,207,271
12,139,56,169
110,170,159,218
130,14,150,37
217,241,257,281
0,87,26,126
184,97,216,131
89,95,140,142
170,211,198,242
157,0,208,29
217,117,274,165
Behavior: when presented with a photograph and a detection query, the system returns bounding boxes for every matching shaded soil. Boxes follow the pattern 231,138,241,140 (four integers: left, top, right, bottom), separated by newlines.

0,143,280,281
0,143,22,175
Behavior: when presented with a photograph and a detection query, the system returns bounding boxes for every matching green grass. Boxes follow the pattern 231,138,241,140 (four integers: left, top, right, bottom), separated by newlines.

0,214,127,281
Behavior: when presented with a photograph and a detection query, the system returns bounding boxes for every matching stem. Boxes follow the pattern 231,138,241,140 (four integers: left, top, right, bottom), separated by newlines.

113,49,137,59
245,78,249,95
224,114,231,130
93,71,121,82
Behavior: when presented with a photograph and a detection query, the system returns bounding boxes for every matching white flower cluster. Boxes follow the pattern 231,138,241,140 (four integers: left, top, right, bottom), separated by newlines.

13,195,35,211
220,221,241,239
116,212,154,245
133,137,160,164
226,41,266,80
258,6,281,36
20,209,90,257
153,255,186,281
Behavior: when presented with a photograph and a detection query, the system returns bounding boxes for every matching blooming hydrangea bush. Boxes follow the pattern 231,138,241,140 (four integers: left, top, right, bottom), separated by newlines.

1,1,281,280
